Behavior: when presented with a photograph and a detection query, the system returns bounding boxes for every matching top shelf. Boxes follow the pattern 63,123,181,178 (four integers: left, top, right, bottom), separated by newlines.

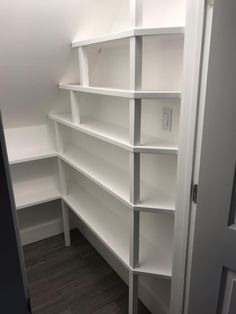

59,84,181,99
72,27,185,47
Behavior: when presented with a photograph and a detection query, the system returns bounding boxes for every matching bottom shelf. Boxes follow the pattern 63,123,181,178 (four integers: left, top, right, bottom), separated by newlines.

62,167,173,279
18,200,63,245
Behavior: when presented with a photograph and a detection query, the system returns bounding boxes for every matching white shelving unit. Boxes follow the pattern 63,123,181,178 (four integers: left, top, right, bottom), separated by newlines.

3,0,203,313
47,1,185,313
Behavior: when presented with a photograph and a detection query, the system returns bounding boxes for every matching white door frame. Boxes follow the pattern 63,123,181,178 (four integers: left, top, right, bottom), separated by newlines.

170,0,209,313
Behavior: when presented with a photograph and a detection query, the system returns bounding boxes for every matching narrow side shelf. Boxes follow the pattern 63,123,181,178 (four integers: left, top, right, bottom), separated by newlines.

13,177,61,210
72,27,185,47
5,124,57,164
49,113,178,154
59,84,181,99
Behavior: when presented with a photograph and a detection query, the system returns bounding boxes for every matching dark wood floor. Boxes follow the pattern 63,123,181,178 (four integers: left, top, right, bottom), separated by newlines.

23,229,150,314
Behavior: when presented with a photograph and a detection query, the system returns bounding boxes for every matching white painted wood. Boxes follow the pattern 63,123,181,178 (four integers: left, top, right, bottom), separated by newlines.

11,159,61,210
130,37,142,90
54,121,63,153
59,83,181,99
61,200,71,247
129,152,140,204
129,272,139,314
4,125,57,164
78,47,89,87
70,91,80,125
130,0,143,28
129,211,140,268
72,27,184,47
57,157,67,196
170,0,207,313
187,0,236,312
18,203,63,245
49,113,178,154
62,178,173,278
183,4,213,314
129,99,141,146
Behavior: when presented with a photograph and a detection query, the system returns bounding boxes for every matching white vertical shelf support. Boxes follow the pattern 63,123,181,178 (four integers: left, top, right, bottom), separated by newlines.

55,120,70,246
130,0,143,28
70,91,81,125
130,210,140,268
130,36,143,91
58,158,67,196
78,47,89,87
129,271,139,314
129,3,142,311
129,99,141,146
61,200,71,247
54,121,63,154
129,152,140,204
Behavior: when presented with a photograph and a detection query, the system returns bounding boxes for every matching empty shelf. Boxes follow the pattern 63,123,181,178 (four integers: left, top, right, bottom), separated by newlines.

60,148,130,206
5,125,57,164
72,27,185,47
63,186,172,278
13,176,61,210
49,113,178,154
59,84,181,99
63,186,129,267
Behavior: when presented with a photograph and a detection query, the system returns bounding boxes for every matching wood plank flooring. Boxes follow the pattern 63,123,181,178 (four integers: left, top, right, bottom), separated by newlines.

23,229,151,314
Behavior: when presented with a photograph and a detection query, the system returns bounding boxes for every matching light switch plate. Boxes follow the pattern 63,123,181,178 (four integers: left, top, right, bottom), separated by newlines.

162,107,172,131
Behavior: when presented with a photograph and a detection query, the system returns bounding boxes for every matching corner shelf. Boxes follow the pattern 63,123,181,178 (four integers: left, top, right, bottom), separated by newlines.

14,177,61,210
72,27,184,47
5,124,57,165
63,182,172,279
49,113,178,155
59,84,181,99
11,157,60,210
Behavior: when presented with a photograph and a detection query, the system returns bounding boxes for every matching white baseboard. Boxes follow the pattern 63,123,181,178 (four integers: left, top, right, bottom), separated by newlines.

20,218,63,245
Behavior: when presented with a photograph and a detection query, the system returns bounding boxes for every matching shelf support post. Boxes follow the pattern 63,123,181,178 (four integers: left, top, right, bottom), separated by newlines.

129,271,139,314
130,36,143,91
78,46,89,87
129,210,140,268
54,122,63,154
129,99,141,146
129,152,140,204
130,0,143,28
61,200,71,247
70,91,81,125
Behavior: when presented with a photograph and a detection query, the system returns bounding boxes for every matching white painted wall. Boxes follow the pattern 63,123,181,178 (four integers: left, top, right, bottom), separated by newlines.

0,0,131,128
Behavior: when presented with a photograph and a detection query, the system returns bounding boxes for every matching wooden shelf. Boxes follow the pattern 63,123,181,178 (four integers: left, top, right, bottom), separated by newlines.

72,27,185,47
59,84,181,99
5,125,57,164
63,183,172,278
13,176,61,210
49,113,178,154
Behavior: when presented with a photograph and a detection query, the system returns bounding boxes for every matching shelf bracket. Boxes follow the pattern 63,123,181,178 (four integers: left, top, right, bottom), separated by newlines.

130,210,140,268
70,91,81,125
78,46,89,87
61,200,71,247
129,271,139,314
129,99,141,146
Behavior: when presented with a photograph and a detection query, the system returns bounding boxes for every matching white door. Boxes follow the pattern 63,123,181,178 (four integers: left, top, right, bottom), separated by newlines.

188,0,236,313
